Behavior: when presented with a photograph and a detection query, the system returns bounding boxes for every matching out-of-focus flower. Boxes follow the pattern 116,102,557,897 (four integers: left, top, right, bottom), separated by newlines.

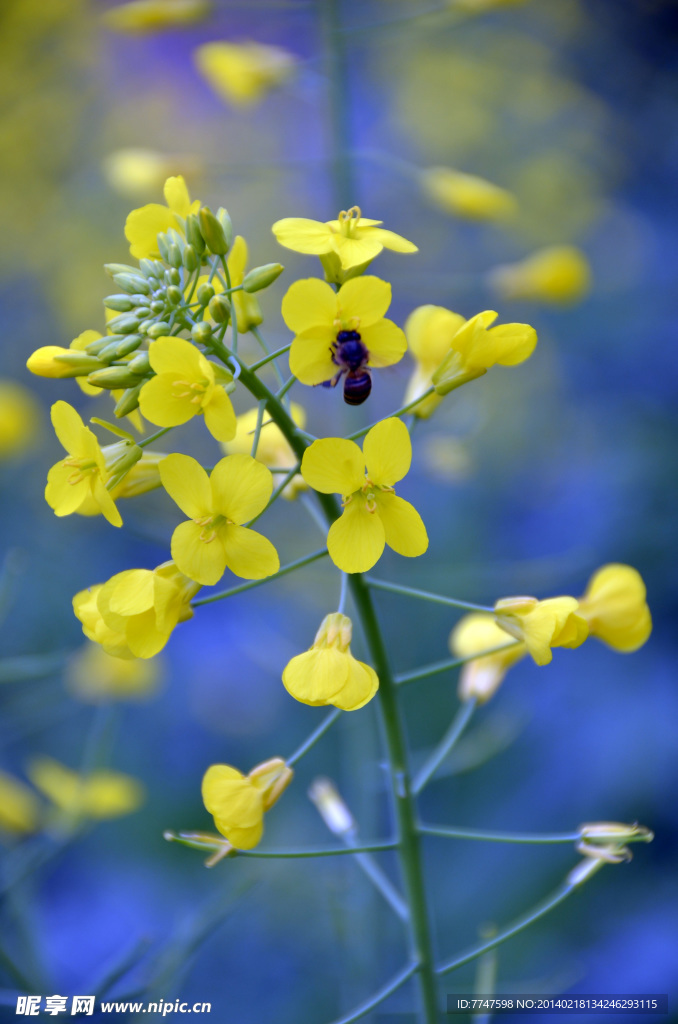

283,613,379,710
125,175,200,260
422,435,472,482
28,757,143,824
102,0,211,34
159,453,279,586
273,206,417,273
0,770,41,837
489,246,591,305
404,305,466,418
0,380,40,459
578,564,651,652
301,418,428,574
420,167,517,221
73,562,200,659
494,596,588,666
432,310,537,395
202,757,292,850
450,614,524,703
451,0,529,11
194,41,295,108
103,149,200,198
66,642,162,702
227,236,263,333
222,404,307,499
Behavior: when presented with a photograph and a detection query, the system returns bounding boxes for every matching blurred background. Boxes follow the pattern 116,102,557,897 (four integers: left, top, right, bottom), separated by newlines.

0,0,676,1020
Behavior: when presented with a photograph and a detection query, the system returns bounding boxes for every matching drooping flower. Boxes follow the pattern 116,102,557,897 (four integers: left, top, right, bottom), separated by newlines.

283,613,379,710
272,206,417,274
493,596,588,666
0,380,39,460
281,276,407,404
73,562,201,659
577,564,651,652
125,175,200,260
450,614,525,703
227,235,263,333
194,41,295,108
403,305,466,418
28,757,143,824
0,770,41,837
159,453,279,586
222,404,307,500
489,246,592,305
420,167,517,221
431,310,537,395
139,336,236,442
102,0,211,33
301,417,428,574
202,757,293,850
66,642,162,703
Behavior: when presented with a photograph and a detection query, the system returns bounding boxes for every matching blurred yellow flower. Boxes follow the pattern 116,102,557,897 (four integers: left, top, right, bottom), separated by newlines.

452,0,529,11
578,564,651,652
450,614,524,703
194,41,295,108
159,453,279,586
66,642,162,703
494,596,588,666
489,246,592,305
432,310,537,395
273,206,417,272
202,757,292,850
28,757,143,824
283,612,378,710
0,379,40,459
0,770,41,837
222,404,307,500
403,305,466,418
421,167,517,221
301,418,428,574
103,0,211,33
227,236,263,333
103,148,200,198
125,175,200,260
139,336,236,442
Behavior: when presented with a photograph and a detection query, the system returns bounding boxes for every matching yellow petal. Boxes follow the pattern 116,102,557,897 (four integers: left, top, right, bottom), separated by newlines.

328,501,385,574
289,331,337,385
160,454,212,518
363,227,418,254
580,564,652,652
337,276,391,327
227,234,247,284
272,218,333,255
405,305,466,369
203,386,237,442
91,477,123,528
301,438,365,495
163,175,191,217
139,374,197,428
172,520,227,586
107,570,156,615
51,401,86,455
147,336,205,378
217,817,263,850
281,278,337,333
332,234,383,270
362,319,407,368
363,418,411,486
332,658,378,711
45,464,89,517
221,525,280,580
485,323,537,366
375,492,428,558
125,203,175,260
202,766,262,828
210,454,273,523
125,610,171,659
282,648,349,706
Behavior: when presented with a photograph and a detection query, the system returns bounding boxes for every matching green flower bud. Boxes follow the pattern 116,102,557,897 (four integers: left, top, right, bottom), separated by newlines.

45,351,106,375
139,258,163,278
166,285,183,306
127,351,151,375
104,263,138,279
168,243,183,269
217,208,234,250
115,334,144,358
157,233,170,262
104,294,135,313
106,314,141,335
147,322,171,339
209,294,231,324
191,322,213,345
165,268,181,286
183,244,198,272
112,273,151,296
137,319,154,335
199,206,229,255
242,263,284,293
186,214,205,254
150,299,165,315
85,334,124,356
197,283,215,306
114,383,144,419
87,366,143,389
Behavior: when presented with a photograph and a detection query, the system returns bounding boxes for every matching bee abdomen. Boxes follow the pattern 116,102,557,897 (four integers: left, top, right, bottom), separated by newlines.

343,371,372,405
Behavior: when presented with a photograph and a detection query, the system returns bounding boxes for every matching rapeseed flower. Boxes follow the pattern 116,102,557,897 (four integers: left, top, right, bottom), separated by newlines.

202,757,293,850
403,305,466,418
66,642,162,703
301,417,428,574
493,596,588,666
159,453,279,586
421,167,516,221
283,613,378,710
125,175,200,260
489,246,592,305
432,310,537,395
0,380,39,459
450,614,524,703
578,564,651,652
103,0,211,33
28,758,143,824
281,276,406,403
139,337,236,442
0,770,41,837
194,41,295,108
222,404,307,499
74,450,166,518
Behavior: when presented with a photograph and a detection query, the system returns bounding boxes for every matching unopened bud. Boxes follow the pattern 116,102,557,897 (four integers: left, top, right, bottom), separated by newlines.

308,778,356,837
166,285,183,306
150,299,165,315
197,283,215,306
127,352,151,375
147,322,171,339
216,208,234,250
115,334,144,358
104,262,138,279
104,294,135,313
112,273,150,296
199,206,229,255
242,263,284,293
183,244,198,272
156,233,170,262
114,383,143,418
26,347,104,379
106,314,141,335
166,268,181,286
87,366,143,390
209,295,230,324
186,213,205,254
192,322,213,345
168,243,183,269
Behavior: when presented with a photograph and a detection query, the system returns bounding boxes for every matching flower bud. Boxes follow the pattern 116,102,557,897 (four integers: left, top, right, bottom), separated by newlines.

87,366,144,390
26,347,104,379
186,213,206,254
139,258,163,278
216,208,234,250
114,384,144,418
191,322,213,345
199,206,230,255
197,283,215,306
168,243,183,269
242,262,284,293
115,334,144,358
308,777,356,837
147,322,171,339
166,268,181,286
106,314,141,335
104,294,135,313
156,233,170,262
166,285,183,306
127,351,151,375
209,294,231,323
150,299,165,315
183,244,198,272
112,272,151,296
104,262,138,279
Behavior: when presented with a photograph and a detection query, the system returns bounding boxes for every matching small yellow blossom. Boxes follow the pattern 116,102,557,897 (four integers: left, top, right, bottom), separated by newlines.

403,305,466,418
139,337,236,442
103,0,211,33
301,418,428,574
450,614,524,703
272,206,417,273
75,450,166,517
0,770,41,836
283,613,379,710
227,236,263,332
281,276,406,403
421,167,517,221
0,380,39,459
222,404,307,500
194,41,295,108
73,562,200,659
125,175,200,260
578,564,651,652
489,246,591,305
160,453,279,586
202,757,293,850
494,596,588,666
28,757,143,824
66,642,161,703
431,310,537,395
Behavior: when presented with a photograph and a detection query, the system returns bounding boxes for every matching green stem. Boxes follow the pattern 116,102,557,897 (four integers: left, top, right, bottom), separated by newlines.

419,825,581,845
276,374,297,400
220,258,238,354
138,425,173,449
251,399,267,458
191,548,328,607
345,388,436,441
325,962,419,1024
367,577,493,613
412,698,477,794
287,708,343,767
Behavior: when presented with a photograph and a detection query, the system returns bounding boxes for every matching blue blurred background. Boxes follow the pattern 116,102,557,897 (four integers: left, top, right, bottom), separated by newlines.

0,0,676,1021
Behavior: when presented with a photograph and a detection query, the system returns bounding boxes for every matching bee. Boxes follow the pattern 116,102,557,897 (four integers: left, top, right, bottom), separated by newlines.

324,329,372,406
342,369,372,405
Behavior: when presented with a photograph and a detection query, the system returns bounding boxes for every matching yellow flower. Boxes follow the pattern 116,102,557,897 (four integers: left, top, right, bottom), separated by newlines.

28,757,143,824
578,564,651,652
139,336,236,442
45,402,143,527
281,276,407,404
450,614,525,703
202,757,293,850
421,167,517,221
74,450,166,517
0,379,39,459
73,562,200,659
494,596,588,666
272,206,417,273
103,149,197,198
283,613,378,710
159,453,280,586
66,642,162,703
103,0,211,33
301,417,428,574
227,236,263,333
403,305,466,418
0,770,41,837
125,175,200,260
489,246,592,305
222,404,307,500
194,41,295,108
431,310,537,395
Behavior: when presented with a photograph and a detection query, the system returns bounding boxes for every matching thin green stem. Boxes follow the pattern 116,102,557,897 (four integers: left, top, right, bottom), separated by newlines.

412,699,477,794
346,839,409,920
419,825,581,845
191,548,328,607
367,577,493,614
138,425,173,449
220,258,238,354
251,400,267,458
395,645,520,687
345,388,435,441
337,572,349,614
165,832,396,858
287,708,343,767
249,333,291,385
324,962,419,1024
276,374,297,400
